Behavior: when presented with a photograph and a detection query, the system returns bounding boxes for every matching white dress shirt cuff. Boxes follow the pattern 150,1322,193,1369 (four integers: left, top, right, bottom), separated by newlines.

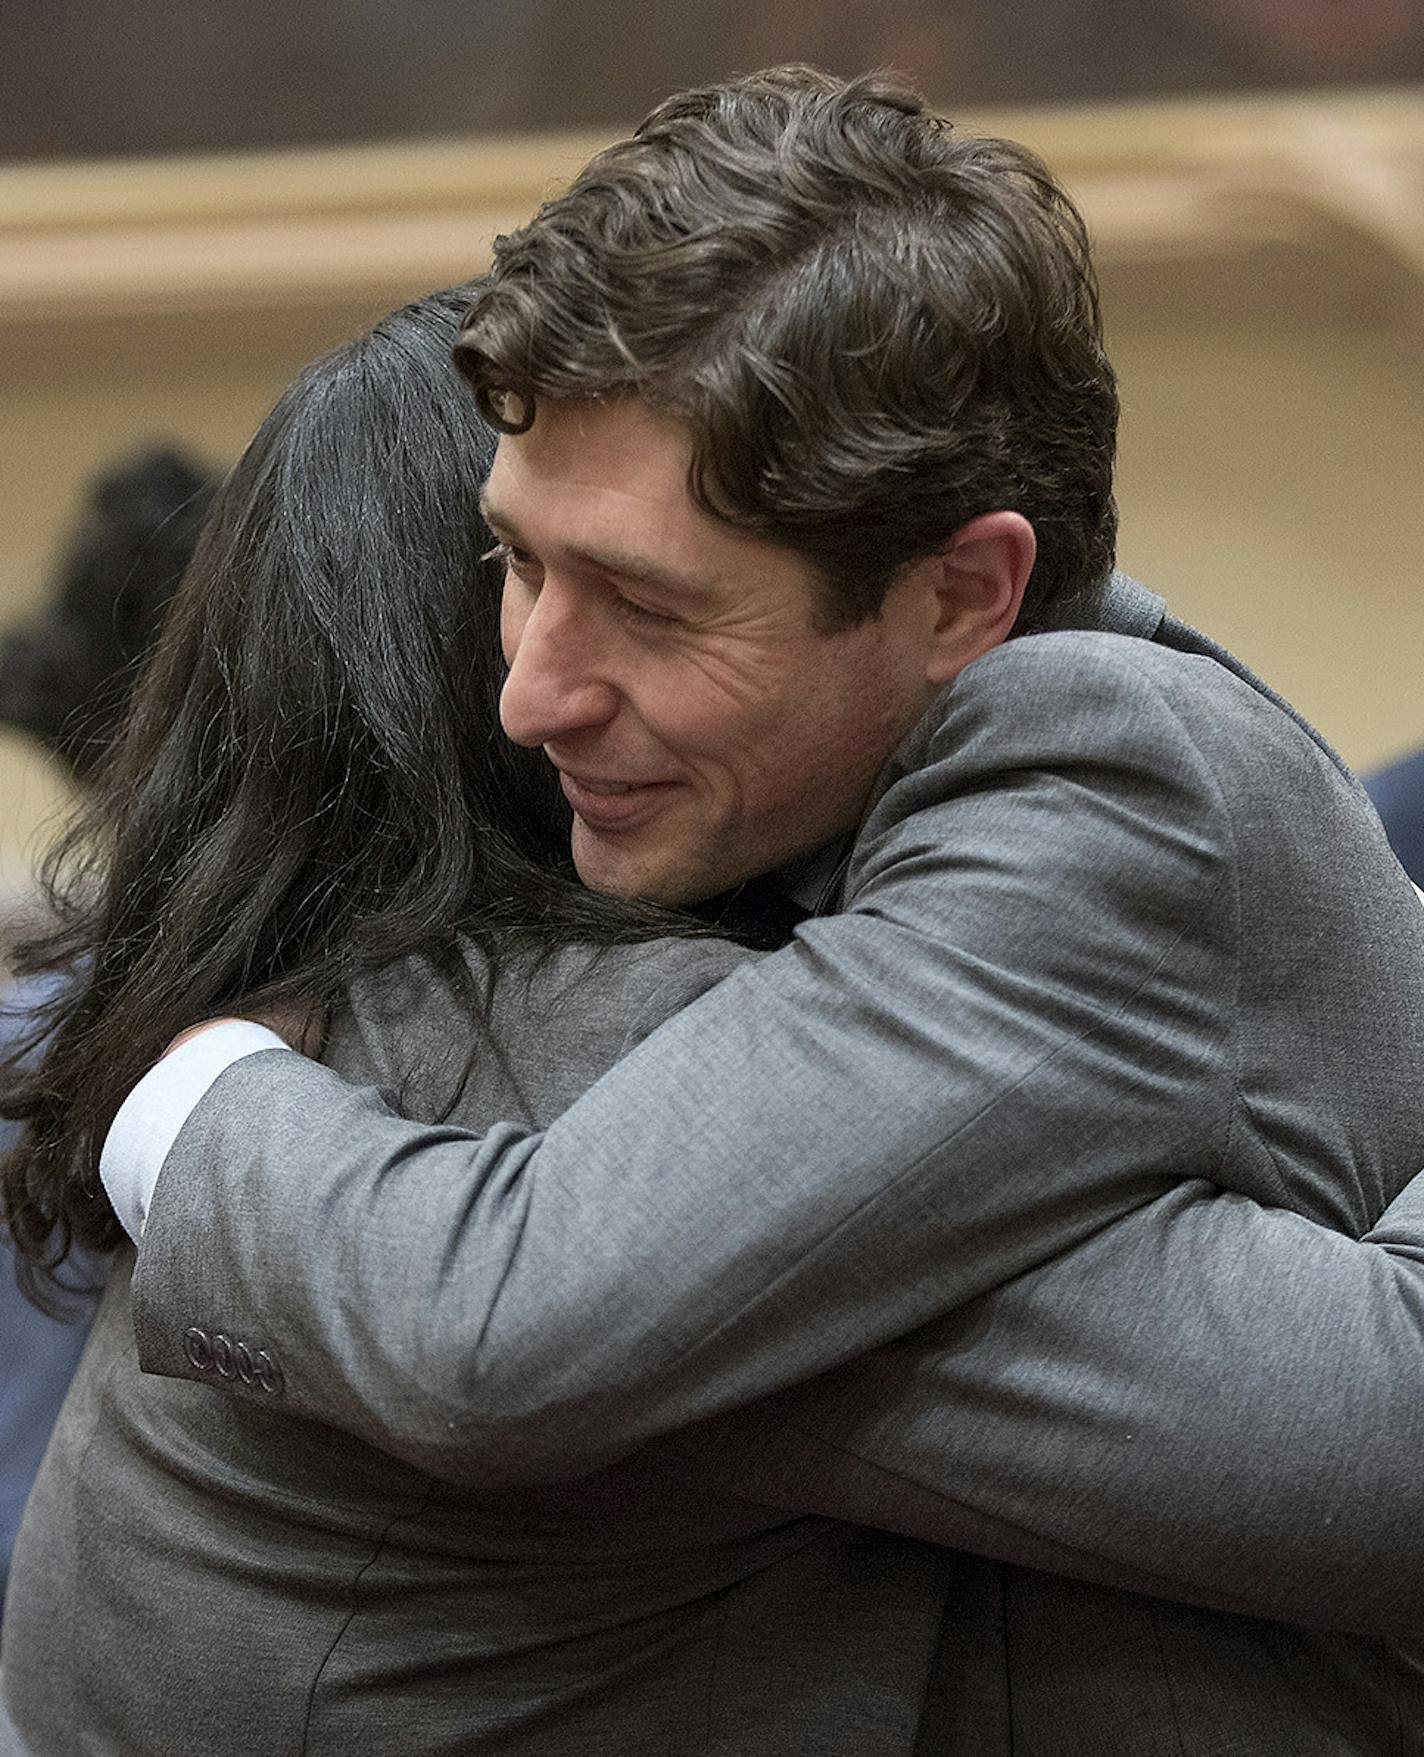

99,1021,292,1243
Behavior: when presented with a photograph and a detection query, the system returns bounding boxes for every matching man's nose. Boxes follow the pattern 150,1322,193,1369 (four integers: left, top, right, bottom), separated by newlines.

499,584,620,749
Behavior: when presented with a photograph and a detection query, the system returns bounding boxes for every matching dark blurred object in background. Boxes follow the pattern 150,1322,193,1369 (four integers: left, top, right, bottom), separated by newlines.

1367,747,1424,886
1184,0,1420,78
0,442,211,1622
1,0,1421,163
0,446,212,781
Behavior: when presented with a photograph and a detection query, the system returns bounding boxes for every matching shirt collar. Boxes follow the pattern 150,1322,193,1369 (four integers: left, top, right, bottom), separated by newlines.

777,835,853,917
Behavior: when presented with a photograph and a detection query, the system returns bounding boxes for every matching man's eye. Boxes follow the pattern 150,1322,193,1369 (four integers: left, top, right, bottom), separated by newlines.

617,596,678,627
482,541,534,575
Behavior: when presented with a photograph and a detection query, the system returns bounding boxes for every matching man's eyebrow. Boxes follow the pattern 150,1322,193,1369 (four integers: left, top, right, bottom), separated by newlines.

574,545,721,600
479,495,720,600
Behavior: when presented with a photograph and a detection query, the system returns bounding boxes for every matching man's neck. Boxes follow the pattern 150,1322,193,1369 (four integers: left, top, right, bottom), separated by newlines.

693,835,852,947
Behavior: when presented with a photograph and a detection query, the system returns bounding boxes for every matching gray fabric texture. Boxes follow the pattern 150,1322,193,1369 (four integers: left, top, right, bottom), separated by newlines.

7,578,1424,1751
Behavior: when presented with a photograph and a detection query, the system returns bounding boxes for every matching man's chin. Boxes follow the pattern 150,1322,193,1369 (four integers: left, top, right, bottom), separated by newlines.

571,825,672,906
569,822,718,910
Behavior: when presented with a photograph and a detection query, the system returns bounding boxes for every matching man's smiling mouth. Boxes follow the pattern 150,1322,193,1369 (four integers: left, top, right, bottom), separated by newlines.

557,769,677,827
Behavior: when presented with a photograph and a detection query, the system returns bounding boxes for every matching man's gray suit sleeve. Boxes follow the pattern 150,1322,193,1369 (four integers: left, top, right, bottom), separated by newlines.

129,636,1424,1627
134,1043,1424,1632
663,1179,1424,1635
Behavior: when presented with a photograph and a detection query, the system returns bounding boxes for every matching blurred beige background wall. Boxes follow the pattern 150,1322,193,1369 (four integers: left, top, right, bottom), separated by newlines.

1,88,1421,894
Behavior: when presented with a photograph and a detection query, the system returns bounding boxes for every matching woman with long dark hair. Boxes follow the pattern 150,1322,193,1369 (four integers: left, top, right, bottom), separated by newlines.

1,287,692,1297
0,286,770,1755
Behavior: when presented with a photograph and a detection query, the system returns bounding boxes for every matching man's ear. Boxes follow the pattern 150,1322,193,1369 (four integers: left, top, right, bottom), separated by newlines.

913,511,1036,686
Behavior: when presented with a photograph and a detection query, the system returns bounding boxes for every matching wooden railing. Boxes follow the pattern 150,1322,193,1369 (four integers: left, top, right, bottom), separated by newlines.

2,89,1421,326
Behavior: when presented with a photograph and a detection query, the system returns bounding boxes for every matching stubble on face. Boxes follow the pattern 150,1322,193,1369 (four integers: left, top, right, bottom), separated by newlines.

488,399,943,907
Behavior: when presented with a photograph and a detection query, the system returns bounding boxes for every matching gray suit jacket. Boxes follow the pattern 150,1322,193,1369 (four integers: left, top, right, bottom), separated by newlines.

13,942,974,1756
8,582,1424,1752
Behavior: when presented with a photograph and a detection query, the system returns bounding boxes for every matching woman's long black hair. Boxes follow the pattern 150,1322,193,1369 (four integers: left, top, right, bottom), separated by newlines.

0,284,692,1301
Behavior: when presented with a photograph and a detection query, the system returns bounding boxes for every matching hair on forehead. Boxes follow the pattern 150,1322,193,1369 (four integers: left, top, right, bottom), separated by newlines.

454,64,1117,635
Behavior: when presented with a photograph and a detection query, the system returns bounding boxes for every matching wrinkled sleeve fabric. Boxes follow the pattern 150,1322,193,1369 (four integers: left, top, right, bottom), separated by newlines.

129,636,1424,1638
661,1177,1424,1635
